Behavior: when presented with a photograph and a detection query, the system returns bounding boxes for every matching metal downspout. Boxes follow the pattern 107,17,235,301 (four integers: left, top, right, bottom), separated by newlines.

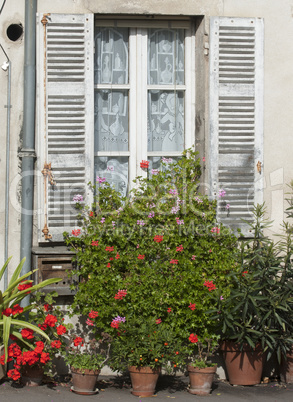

4,59,11,289
20,0,37,301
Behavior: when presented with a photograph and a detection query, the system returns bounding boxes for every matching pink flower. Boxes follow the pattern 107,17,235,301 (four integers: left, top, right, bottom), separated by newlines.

156,318,162,324
191,255,196,260
202,157,206,162
176,245,184,252
170,259,179,264
86,318,94,326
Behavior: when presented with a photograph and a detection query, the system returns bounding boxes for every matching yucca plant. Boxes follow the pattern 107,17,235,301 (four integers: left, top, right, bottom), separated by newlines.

0,257,62,364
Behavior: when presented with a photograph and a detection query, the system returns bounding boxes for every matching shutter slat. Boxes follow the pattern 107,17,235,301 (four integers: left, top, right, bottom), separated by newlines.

210,17,263,235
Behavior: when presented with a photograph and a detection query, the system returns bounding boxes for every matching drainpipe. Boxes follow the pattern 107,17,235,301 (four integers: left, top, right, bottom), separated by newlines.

20,0,37,303
0,42,11,290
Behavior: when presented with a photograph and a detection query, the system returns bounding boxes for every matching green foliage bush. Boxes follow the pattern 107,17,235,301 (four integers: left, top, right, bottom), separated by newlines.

64,149,238,370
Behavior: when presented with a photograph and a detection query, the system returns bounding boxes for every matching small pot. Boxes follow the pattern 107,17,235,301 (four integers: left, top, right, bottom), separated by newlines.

128,366,161,397
21,366,44,386
187,365,217,395
71,366,100,395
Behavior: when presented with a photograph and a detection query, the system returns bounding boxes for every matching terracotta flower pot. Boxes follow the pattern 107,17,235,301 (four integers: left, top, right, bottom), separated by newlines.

20,366,44,386
129,366,161,397
280,348,293,383
187,364,217,395
220,341,265,385
71,366,100,395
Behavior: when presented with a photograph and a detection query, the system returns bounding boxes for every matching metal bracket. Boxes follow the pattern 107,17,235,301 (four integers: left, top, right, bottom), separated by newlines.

42,162,56,186
257,161,262,174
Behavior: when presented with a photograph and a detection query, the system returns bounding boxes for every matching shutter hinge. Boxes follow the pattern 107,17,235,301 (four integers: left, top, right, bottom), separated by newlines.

41,163,55,240
42,162,56,185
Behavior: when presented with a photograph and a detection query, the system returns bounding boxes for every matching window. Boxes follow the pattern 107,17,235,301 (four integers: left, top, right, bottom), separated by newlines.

93,22,195,195
36,14,263,241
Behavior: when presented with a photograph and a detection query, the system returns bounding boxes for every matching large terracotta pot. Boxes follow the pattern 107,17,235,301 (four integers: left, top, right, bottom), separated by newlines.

71,366,100,395
187,364,217,395
128,366,161,397
280,348,293,383
20,366,44,386
220,341,265,385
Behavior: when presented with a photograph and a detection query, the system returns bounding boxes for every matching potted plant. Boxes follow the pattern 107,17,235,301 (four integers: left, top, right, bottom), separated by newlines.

109,316,185,397
0,257,62,379
209,204,293,385
61,311,111,395
187,336,218,395
0,291,70,385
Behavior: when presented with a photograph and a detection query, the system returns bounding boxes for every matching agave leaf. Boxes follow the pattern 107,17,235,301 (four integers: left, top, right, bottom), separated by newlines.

0,257,12,282
2,315,11,363
8,258,26,288
0,319,50,341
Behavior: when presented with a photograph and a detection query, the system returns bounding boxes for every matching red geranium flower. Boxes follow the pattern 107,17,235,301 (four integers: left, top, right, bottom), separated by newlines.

203,280,216,292
44,303,53,312
56,325,67,335
44,314,58,327
17,281,32,293
105,246,114,252
88,310,99,319
189,333,198,343
156,318,162,324
91,240,99,246
114,289,127,300
34,341,45,354
2,307,13,316
154,235,163,243
51,340,62,349
21,328,34,339
188,303,196,311
11,304,23,315
140,160,149,169
167,308,172,313
138,254,145,260
40,352,50,364
170,259,179,264
71,229,81,236
73,336,84,347
115,253,120,259
7,369,21,381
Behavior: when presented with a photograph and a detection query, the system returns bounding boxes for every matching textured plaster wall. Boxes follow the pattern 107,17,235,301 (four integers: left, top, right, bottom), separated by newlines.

0,1,25,285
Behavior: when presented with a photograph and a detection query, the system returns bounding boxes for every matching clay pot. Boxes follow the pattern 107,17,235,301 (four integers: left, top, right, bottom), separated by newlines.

280,348,293,383
187,365,217,395
21,366,44,386
220,341,265,385
71,367,100,395
128,366,161,397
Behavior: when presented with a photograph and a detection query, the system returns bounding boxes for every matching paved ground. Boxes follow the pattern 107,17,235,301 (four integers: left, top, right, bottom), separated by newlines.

1,375,293,401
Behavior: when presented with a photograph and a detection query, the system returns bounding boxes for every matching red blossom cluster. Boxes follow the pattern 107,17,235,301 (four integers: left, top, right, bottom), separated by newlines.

156,318,162,324
51,340,62,349
0,341,50,381
211,226,220,234
91,240,99,246
105,246,114,252
167,307,172,313
44,303,53,312
21,328,34,339
111,320,120,329
242,270,249,277
44,314,58,327
73,336,84,347
154,235,163,243
2,304,23,317
170,259,179,264
176,244,184,252
140,160,149,169
89,211,94,217
137,254,145,259
114,289,127,300
88,310,99,319
71,229,81,236
115,253,120,259
188,303,196,311
203,280,216,292
56,325,67,335
17,281,32,293
189,333,198,343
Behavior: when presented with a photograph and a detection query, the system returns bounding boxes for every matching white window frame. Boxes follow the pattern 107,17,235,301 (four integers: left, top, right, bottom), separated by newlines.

94,22,196,187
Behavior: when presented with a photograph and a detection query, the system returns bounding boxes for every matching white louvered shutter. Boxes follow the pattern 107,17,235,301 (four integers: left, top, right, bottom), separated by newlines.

209,17,264,235
37,14,94,241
